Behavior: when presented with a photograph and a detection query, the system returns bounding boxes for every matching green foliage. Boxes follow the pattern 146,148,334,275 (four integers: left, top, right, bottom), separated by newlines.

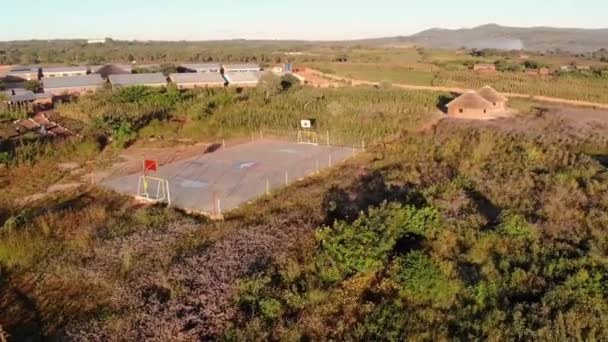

390,251,460,306
23,80,42,93
58,85,443,147
259,298,282,321
317,203,440,275
112,122,136,148
496,213,535,239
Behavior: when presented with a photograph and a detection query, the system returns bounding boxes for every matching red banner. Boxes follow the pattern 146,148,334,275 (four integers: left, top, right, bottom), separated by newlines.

144,160,158,175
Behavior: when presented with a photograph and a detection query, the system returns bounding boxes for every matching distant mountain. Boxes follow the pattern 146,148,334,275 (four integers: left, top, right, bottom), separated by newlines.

361,24,608,53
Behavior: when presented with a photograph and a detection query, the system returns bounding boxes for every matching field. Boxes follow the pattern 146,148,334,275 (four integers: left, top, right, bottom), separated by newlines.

310,48,608,103
1,42,608,340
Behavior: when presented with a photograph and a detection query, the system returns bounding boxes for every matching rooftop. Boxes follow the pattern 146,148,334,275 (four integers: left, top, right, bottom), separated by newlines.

109,73,168,87
1,89,52,102
224,71,263,84
223,63,261,71
169,72,226,84
446,91,493,109
477,86,508,104
43,66,89,74
43,74,106,89
8,66,39,74
181,63,221,71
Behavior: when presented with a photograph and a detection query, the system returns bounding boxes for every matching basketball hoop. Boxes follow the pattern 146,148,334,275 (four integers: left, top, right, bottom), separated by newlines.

298,119,318,145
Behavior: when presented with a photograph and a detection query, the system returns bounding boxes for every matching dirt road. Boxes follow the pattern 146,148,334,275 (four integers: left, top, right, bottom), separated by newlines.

301,69,608,110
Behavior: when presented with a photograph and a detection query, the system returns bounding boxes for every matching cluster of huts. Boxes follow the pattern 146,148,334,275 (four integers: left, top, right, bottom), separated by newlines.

445,86,509,119
2,63,264,108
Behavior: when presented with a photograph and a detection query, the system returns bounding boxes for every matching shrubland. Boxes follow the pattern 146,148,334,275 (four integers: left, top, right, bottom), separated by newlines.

226,120,608,341
1,80,608,340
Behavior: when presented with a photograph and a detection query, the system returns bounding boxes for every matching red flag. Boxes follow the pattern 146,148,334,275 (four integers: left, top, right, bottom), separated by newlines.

144,160,158,175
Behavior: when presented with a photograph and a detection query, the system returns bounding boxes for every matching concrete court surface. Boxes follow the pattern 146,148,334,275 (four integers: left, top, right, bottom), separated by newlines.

103,140,358,214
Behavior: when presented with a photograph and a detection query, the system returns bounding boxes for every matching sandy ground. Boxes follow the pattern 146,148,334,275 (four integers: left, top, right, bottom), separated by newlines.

103,140,357,215
293,69,346,88
441,105,608,135
0,65,11,78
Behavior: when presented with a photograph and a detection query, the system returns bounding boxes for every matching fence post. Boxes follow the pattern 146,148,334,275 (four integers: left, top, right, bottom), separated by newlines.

266,179,270,195
285,171,288,186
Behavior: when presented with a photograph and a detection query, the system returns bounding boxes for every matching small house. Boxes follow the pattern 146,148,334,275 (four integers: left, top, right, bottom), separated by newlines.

43,66,89,78
180,63,221,73
109,73,168,88
445,91,495,118
2,89,52,108
43,74,106,96
169,72,226,89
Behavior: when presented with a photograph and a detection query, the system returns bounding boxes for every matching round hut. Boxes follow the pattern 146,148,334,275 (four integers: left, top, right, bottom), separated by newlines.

445,91,494,119
477,86,508,112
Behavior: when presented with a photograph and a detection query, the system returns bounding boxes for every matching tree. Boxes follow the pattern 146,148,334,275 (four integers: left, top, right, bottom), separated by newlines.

279,74,300,91
259,73,282,101
23,80,42,93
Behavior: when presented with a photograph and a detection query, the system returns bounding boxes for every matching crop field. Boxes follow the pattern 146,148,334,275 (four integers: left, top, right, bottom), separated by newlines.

310,62,438,86
433,70,608,102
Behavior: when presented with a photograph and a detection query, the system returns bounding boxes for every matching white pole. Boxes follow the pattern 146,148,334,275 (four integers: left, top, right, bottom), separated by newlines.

285,171,288,185
166,180,171,207
217,199,221,216
316,160,319,174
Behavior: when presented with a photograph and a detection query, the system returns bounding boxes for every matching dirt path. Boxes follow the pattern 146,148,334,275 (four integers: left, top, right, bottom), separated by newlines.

302,69,608,110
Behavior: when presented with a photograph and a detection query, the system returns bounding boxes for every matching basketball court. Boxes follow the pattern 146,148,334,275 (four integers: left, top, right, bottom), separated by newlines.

103,139,358,216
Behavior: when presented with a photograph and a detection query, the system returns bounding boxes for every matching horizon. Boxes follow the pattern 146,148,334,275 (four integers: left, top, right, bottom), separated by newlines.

2,22,608,43
2,0,607,41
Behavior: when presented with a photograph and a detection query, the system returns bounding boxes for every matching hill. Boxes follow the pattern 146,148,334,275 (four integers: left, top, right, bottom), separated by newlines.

401,24,608,53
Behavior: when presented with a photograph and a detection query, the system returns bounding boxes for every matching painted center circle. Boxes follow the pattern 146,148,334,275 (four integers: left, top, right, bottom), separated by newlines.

235,162,257,170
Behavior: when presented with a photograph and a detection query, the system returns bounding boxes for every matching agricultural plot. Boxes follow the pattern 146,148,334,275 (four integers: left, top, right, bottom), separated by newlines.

103,140,357,215
433,70,608,103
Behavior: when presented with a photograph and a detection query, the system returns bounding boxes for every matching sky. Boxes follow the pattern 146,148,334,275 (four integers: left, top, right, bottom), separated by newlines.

2,0,607,41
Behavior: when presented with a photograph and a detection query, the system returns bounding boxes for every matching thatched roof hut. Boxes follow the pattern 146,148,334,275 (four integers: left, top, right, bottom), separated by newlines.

446,91,494,118
477,86,508,111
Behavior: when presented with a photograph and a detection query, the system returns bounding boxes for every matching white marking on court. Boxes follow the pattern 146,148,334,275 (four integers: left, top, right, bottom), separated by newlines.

177,179,209,189
279,149,298,154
